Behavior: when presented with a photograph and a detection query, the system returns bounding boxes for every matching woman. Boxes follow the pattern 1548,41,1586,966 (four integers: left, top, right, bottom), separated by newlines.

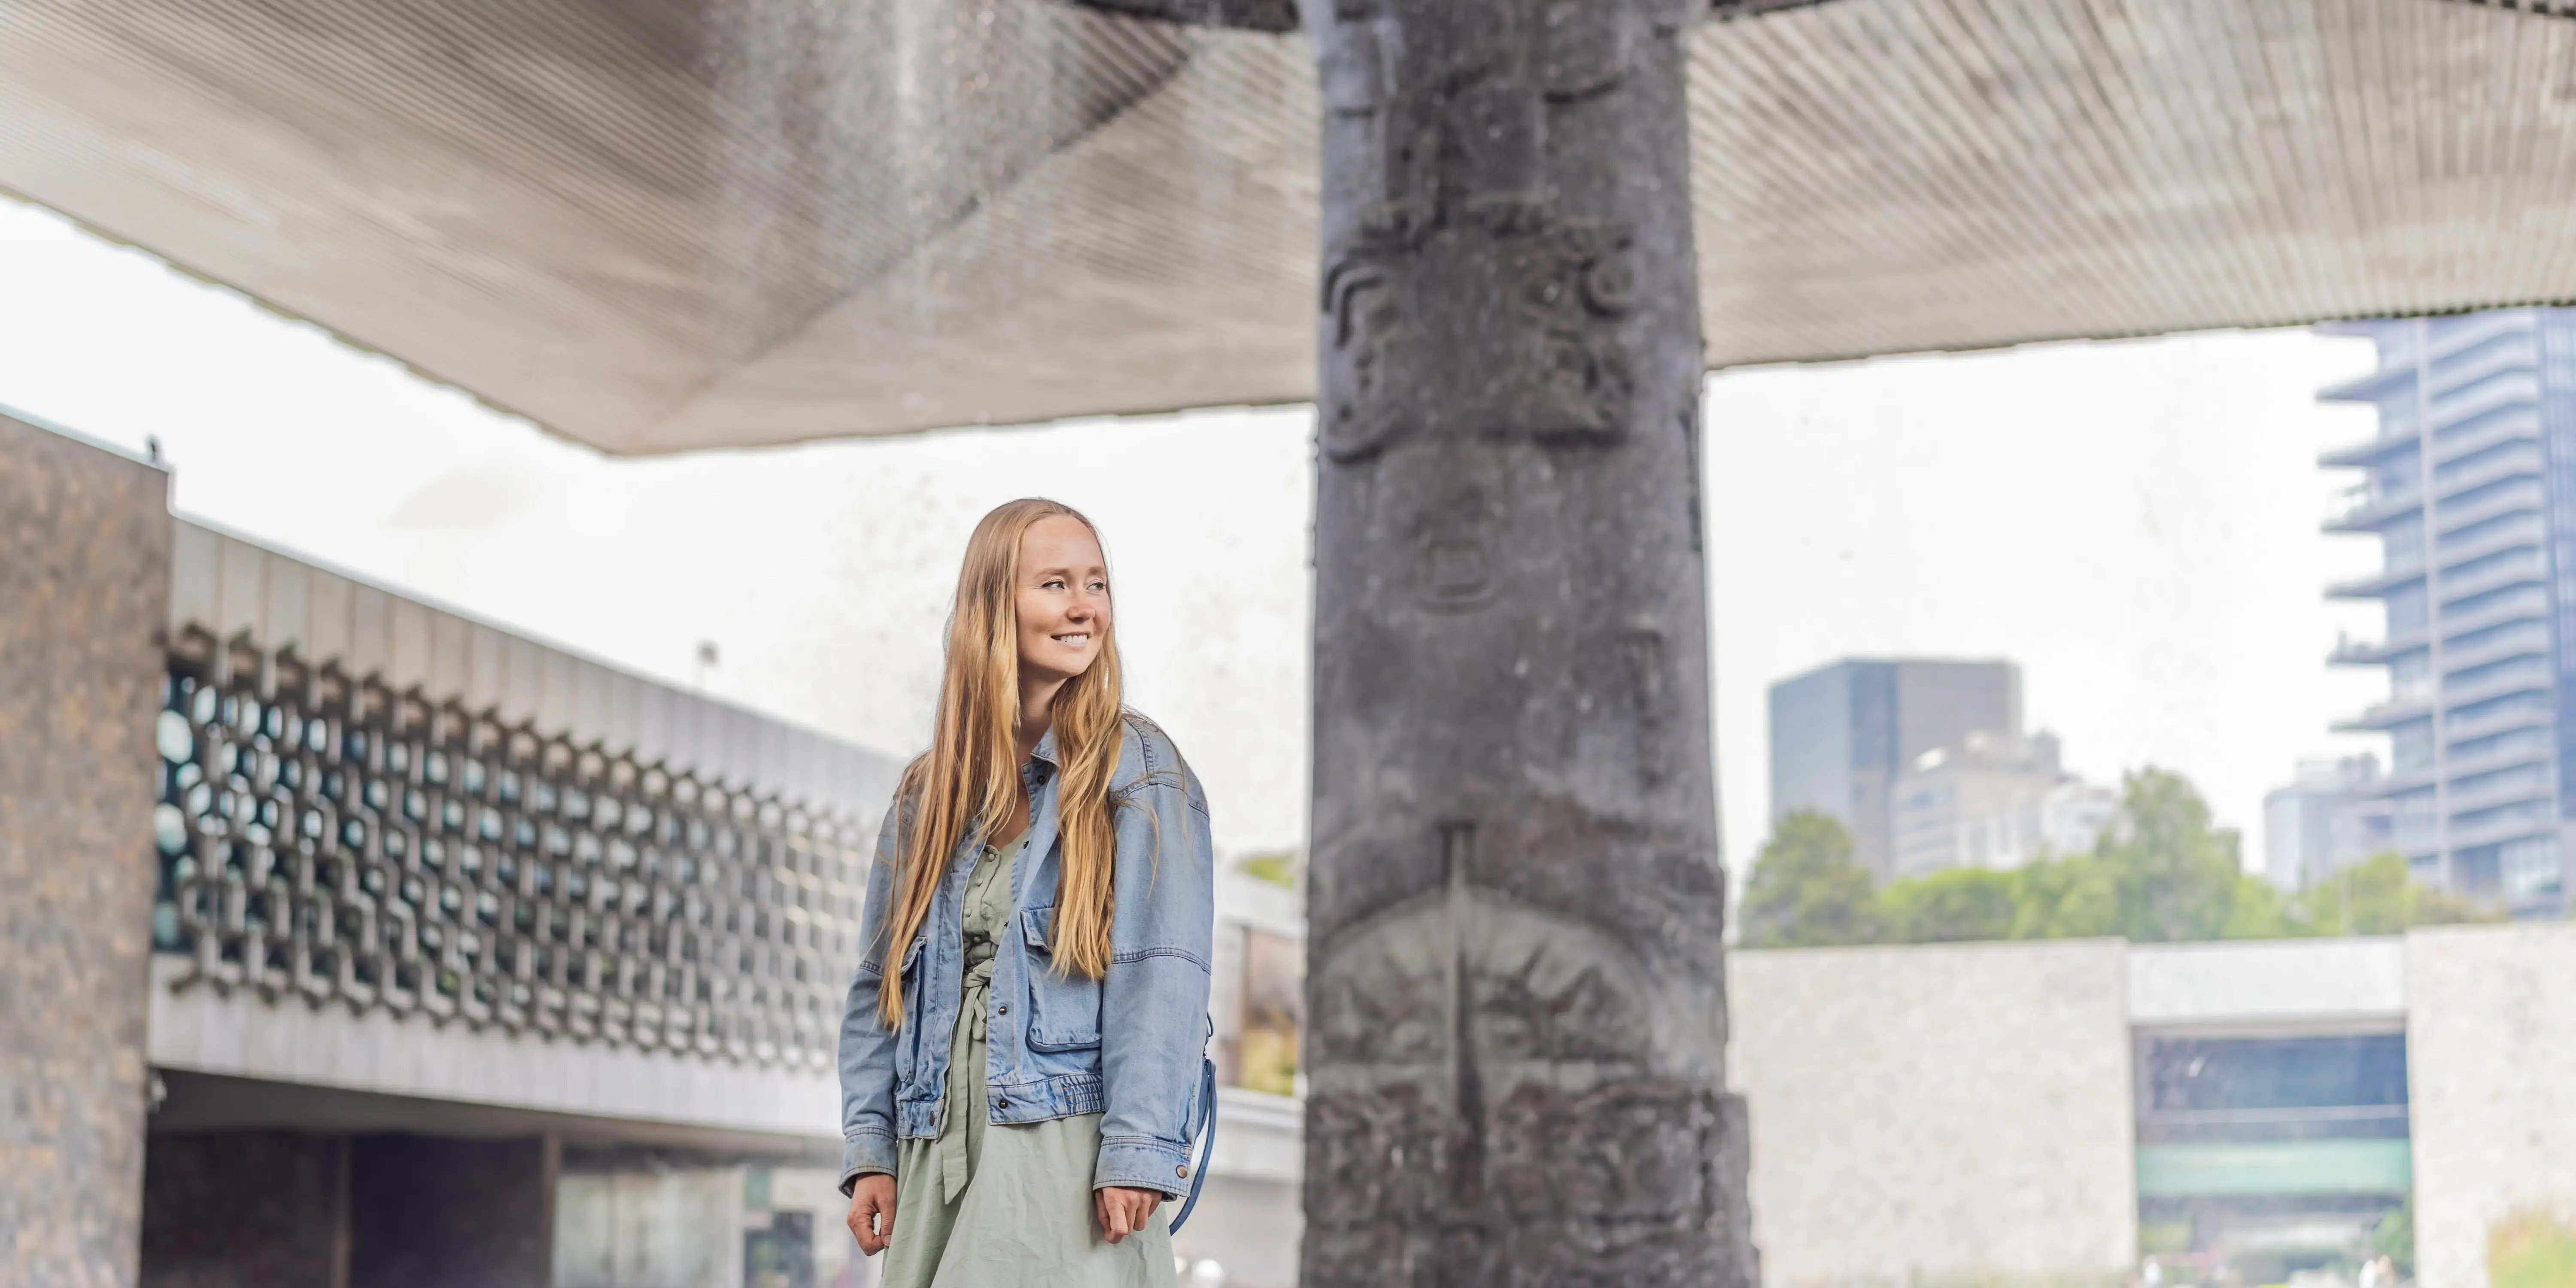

839,498,1215,1288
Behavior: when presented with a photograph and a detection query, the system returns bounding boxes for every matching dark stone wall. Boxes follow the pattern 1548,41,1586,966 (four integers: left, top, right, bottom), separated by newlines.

0,414,172,1288
348,1135,557,1288
140,1133,347,1288
139,1130,559,1288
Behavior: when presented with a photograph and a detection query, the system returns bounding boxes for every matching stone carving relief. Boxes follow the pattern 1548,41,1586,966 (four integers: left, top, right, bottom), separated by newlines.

1316,0,1656,462
1305,823,1735,1276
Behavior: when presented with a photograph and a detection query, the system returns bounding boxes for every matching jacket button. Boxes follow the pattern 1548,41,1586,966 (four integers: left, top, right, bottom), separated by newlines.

1176,1165,1190,1179
996,1003,1008,1015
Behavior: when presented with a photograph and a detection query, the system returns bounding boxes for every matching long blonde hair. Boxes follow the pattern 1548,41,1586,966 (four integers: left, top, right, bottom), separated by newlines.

876,498,1126,1027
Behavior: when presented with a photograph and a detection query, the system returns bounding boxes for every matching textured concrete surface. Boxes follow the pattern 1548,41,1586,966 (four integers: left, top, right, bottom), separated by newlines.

11,3,2576,448
1728,940,2137,1288
2406,924,2576,1288
0,413,172,1288
147,957,840,1148
167,519,899,822
139,1133,346,1288
2128,938,2406,1031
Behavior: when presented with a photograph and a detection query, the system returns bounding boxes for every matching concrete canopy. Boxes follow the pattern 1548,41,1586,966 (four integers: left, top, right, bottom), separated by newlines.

2,0,2571,454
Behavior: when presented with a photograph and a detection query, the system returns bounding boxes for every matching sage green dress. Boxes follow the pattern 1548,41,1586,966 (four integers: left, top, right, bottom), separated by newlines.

875,830,1177,1288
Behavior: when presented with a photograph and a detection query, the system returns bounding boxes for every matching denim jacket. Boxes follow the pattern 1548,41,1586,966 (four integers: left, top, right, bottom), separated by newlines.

838,712,1215,1197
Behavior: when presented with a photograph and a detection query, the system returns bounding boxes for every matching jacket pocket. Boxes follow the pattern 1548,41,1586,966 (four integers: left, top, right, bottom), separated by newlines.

1021,906,1103,1052
891,934,927,1079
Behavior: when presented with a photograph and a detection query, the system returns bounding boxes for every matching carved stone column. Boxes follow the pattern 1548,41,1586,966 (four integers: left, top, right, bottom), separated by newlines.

1301,3,1754,1285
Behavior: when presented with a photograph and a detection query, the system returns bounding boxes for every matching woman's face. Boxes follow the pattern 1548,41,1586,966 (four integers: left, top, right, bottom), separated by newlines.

1015,515,1112,686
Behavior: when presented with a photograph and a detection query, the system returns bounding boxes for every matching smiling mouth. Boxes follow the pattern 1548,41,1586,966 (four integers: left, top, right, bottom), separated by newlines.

1051,632,1092,647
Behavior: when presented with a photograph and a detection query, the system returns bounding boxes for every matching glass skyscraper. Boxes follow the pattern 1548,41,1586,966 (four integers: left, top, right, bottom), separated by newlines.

2323,309,2576,916
1768,657,2021,882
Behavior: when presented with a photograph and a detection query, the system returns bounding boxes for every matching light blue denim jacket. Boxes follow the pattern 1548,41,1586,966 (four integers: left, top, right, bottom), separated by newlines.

838,712,1215,1197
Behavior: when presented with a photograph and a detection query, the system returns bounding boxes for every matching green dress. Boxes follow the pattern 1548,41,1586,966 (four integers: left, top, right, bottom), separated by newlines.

875,831,1177,1288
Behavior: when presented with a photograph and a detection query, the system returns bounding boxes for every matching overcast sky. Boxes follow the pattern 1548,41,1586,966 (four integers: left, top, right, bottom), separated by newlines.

0,195,2387,875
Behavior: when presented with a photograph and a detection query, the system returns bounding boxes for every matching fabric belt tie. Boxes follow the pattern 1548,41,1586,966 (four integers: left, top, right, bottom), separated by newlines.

938,947,997,1205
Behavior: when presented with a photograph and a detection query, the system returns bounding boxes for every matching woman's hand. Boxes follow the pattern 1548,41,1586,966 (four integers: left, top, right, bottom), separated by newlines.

846,1173,897,1256
1094,1185,1165,1244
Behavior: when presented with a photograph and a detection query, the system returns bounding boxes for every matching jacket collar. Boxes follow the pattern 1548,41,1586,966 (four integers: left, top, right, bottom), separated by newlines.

1028,725,1062,777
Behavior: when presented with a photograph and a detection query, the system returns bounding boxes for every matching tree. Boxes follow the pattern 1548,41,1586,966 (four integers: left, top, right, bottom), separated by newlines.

2218,875,2304,941
2096,768,2251,942
2007,851,2121,940
2299,853,2500,935
1739,811,1882,948
1881,867,2018,943
1744,770,2506,954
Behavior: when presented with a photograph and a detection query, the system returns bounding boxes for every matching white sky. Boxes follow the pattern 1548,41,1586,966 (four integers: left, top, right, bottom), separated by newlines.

0,195,2388,875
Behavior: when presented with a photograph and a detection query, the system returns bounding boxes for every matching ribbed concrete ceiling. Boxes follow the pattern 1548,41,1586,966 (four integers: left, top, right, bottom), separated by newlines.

1,0,2570,453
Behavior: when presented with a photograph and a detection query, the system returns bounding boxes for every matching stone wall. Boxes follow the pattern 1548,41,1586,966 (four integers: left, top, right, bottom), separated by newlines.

0,413,172,1288
348,1135,557,1288
1727,940,2138,1288
2406,923,2576,1288
140,1133,345,1288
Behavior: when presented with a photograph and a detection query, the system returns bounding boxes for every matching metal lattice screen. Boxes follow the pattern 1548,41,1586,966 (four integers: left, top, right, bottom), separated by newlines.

152,629,870,1072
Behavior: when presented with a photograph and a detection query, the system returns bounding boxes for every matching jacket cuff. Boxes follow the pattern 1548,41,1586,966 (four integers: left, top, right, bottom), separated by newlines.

1093,1134,1192,1198
839,1130,898,1196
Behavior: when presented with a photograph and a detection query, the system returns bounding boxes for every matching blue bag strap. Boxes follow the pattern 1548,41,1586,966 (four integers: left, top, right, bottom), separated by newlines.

1166,1057,1219,1236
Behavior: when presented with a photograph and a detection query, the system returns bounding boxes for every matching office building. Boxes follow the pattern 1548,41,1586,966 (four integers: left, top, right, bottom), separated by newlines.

1769,657,2021,879
1890,730,2119,878
2322,310,2576,916
2261,755,2396,891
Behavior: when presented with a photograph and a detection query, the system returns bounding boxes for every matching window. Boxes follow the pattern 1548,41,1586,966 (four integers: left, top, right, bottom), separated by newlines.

2433,440,2542,490
2446,619,2549,658
2442,544,2542,586
2383,514,2425,572
2386,586,2429,635
2451,724,2550,763
2391,651,2433,702
2391,719,2435,773
2445,654,2549,695
2501,837,2563,901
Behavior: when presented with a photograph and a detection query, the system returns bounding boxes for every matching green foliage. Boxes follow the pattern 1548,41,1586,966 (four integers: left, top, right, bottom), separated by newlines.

1880,867,2018,943
2094,768,2249,942
1234,851,1301,889
2488,1208,2576,1288
2004,851,2120,941
2218,873,2304,942
2298,854,2500,934
2372,1194,2415,1276
1741,768,2503,951
1739,812,1882,948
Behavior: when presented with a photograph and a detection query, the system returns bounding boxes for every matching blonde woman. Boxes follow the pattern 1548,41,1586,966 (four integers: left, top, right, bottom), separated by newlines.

840,498,1215,1288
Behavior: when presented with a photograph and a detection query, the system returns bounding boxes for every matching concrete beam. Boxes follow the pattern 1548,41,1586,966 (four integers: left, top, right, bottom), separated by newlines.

146,959,841,1155
1060,0,1841,33
1064,0,1301,33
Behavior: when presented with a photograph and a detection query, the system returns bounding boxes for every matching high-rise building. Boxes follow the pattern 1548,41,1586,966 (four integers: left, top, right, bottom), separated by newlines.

1890,730,2119,879
1769,657,2021,879
2321,310,2576,916
2260,755,2395,892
